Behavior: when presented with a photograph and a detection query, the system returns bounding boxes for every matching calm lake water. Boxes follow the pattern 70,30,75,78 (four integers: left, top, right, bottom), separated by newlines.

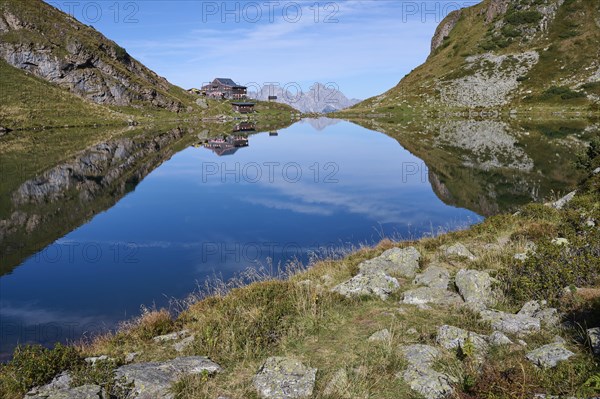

0,118,482,359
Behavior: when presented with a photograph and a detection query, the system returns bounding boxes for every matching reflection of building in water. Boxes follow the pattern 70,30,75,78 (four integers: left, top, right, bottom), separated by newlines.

203,135,249,156
269,131,278,136
233,122,256,133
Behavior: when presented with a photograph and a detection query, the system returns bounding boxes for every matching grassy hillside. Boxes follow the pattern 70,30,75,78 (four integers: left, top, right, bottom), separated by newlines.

345,0,600,114
0,59,126,129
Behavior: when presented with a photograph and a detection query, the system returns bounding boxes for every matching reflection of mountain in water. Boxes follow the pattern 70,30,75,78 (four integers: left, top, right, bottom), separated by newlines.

349,117,595,216
301,117,341,131
0,119,295,276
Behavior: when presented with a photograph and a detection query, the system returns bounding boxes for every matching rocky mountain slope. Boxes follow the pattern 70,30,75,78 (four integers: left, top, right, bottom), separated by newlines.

0,0,193,112
347,0,600,112
249,83,360,113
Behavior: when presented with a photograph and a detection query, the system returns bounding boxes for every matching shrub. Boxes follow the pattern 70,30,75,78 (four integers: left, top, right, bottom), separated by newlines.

542,86,586,100
505,10,543,25
0,344,82,396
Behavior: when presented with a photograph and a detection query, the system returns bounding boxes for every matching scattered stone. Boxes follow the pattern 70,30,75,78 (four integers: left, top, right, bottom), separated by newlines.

436,325,488,353
323,368,349,398
551,238,569,246
407,328,418,335
454,269,495,309
488,331,513,346
586,219,596,227
526,343,575,368
400,344,441,370
401,367,454,399
480,310,540,335
416,303,433,311
125,352,139,363
514,253,528,261
253,357,317,399
332,272,400,300
195,98,208,108
26,372,72,397
547,191,576,210
517,339,528,347
359,247,421,278
587,327,600,355
413,265,450,289
399,345,454,399
26,384,104,399
84,355,110,365
173,335,195,352
443,243,476,260
152,330,190,342
518,300,560,327
593,167,600,175
115,356,221,398
402,287,463,306
368,329,392,342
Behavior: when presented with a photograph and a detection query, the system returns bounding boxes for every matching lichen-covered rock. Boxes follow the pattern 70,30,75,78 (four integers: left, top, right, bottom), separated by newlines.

399,345,453,399
359,247,421,278
332,272,400,300
443,243,476,260
488,331,513,346
526,343,575,368
587,327,600,356
401,367,454,399
152,330,190,342
173,335,195,353
115,356,221,399
400,345,440,370
455,269,495,309
368,329,392,342
402,287,463,306
547,191,576,210
253,357,317,399
436,325,488,353
413,265,450,289
480,310,540,335
27,384,103,399
518,300,560,327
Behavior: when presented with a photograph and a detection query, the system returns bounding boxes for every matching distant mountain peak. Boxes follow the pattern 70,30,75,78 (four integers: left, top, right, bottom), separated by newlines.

249,82,360,113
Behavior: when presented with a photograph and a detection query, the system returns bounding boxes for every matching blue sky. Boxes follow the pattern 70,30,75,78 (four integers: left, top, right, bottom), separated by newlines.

45,1,478,99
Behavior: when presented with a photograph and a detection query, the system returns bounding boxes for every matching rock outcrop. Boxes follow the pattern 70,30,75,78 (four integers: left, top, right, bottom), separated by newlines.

253,357,317,399
0,0,185,111
332,271,400,300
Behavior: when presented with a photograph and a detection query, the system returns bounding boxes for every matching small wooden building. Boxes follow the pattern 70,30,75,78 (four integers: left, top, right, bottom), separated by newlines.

231,102,255,114
268,95,278,101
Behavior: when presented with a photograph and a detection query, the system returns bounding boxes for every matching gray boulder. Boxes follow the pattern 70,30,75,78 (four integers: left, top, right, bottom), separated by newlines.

413,265,450,289
526,343,575,368
443,243,476,260
488,331,513,346
115,356,221,399
455,269,495,309
368,329,392,343
26,384,103,399
587,327,600,355
402,287,463,306
359,247,421,278
253,357,317,399
399,345,453,399
436,325,488,353
547,191,576,210
480,310,540,335
173,335,195,353
332,272,400,300
152,330,190,342
518,301,560,327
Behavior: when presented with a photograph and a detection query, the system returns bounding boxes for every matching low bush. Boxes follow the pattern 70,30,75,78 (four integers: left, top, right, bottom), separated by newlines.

505,10,543,25
0,344,82,397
